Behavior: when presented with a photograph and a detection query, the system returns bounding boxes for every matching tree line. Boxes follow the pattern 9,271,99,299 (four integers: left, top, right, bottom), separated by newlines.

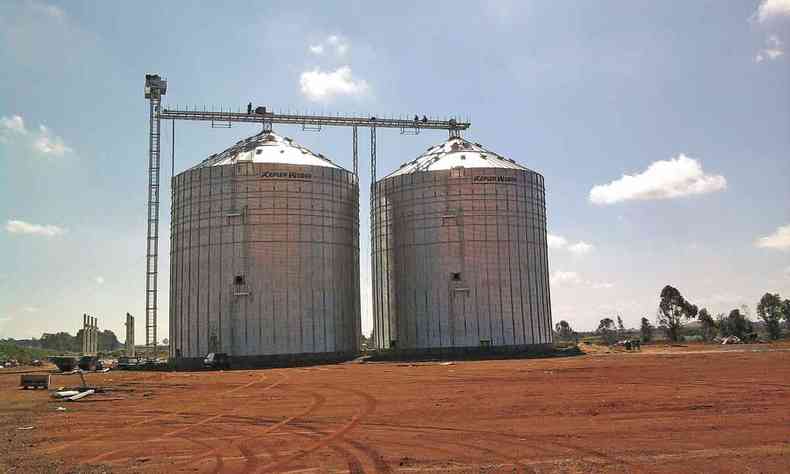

2,329,122,353
555,287,790,344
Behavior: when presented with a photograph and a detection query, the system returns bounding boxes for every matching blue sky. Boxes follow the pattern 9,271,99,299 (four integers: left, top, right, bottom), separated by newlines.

1,0,788,341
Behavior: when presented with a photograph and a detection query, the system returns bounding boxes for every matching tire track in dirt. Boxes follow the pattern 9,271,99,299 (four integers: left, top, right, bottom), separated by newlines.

451,440,536,474
339,423,537,472
236,390,327,473
175,387,326,472
183,389,328,472
44,372,270,458
350,421,610,466
75,373,283,467
251,387,378,473
181,393,365,474
181,435,225,473
352,436,522,471
265,418,369,474
288,386,388,474
230,386,379,473
343,438,392,474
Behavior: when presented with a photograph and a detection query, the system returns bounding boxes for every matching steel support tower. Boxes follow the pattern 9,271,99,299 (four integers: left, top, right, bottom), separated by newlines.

144,74,167,358
144,73,469,358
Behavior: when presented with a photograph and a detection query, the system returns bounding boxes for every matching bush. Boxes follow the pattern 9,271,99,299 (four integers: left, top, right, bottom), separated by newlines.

0,342,57,365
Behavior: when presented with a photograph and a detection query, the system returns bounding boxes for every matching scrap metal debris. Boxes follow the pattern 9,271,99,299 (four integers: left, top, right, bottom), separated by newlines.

52,390,80,399
67,389,95,401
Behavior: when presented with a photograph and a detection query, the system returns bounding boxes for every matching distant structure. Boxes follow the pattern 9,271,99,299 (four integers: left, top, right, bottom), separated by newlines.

125,313,135,357
371,137,553,352
169,132,360,367
82,314,98,355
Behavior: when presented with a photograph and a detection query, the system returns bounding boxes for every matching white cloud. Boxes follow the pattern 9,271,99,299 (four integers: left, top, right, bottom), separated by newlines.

755,0,790,23
94,276,105,285
755,35,785,62
309,35,349,56
550,271,582,286
548,233,594,255
551,271,613,289
300,66,369,102
1,115,27,135
547,233,568,249
755,224,790,251
0,115,72,156
32,125,72,156
755,48,784,62
568,241,594,255
326,35,349,55
5,219,65,237
27,0,66,21
589,154,726,205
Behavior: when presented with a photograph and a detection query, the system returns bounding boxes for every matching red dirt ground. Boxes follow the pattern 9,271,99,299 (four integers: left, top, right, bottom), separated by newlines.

2,343,789,473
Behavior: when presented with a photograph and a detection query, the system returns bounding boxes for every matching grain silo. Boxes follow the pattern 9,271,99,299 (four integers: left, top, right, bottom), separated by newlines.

371,137,552,352
169,131,360,367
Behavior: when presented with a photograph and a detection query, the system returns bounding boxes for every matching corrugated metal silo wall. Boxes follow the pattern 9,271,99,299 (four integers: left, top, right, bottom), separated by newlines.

371,167,552,350
169,162,360,359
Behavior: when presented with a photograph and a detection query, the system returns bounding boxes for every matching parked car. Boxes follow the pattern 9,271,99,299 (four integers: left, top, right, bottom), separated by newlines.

117,356,140,370
203,352,230,370
49,356,79,372
78,355,99,371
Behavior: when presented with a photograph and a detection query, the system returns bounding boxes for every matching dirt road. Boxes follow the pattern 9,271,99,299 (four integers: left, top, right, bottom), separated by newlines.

2,343,789,473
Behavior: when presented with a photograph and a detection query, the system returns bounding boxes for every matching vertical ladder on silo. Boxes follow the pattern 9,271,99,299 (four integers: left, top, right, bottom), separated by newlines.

144,74,167,359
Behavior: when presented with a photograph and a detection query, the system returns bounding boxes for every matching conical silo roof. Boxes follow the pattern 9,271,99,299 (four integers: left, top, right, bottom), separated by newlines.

191,131,346,170
384,137,530,178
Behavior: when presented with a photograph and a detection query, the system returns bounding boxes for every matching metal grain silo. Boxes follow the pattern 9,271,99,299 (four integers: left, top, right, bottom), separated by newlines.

170,131,360,367
371,137,552,352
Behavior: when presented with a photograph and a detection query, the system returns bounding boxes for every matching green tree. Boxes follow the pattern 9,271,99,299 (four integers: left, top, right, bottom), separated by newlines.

697,308,718,342
640,317,653,342
782,299,790,329
98,330,122,351
40,332,79,352
597,318,617,345
616,315,626,338
657,285,698,342
718,309,752,339
757,293,784,340
555,320,575,342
